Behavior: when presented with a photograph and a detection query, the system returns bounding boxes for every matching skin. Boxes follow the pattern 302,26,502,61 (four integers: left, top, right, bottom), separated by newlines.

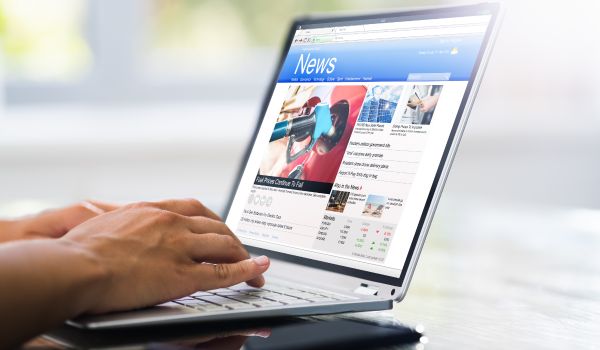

406,94,439,113
0,199,269,348
0,200,125,243
406,95,421,109
419,94,440,113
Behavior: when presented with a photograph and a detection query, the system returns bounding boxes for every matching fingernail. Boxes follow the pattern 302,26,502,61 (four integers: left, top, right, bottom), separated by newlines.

253,255,269,266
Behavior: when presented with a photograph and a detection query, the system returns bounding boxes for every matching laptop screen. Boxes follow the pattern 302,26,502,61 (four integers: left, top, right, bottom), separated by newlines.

226,10,494,278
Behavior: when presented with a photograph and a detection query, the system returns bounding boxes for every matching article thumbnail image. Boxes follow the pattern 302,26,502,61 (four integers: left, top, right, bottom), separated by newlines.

325,190,351,213
258,85,367,184
399,85,443,125
358,85,404,123
362,194,387,218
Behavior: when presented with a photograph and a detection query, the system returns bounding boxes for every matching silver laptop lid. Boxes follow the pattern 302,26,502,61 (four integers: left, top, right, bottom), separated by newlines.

224,3,501,294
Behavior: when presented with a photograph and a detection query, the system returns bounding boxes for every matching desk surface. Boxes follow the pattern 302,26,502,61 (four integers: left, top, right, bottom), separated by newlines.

393,198,600,349
25,199,600,349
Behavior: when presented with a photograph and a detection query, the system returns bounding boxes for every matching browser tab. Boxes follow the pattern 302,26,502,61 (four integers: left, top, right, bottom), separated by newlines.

301,27,335,36
334,25,365,34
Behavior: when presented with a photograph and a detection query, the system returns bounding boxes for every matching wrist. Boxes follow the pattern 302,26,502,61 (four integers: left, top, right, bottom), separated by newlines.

0,219,22,243
53,238,112,316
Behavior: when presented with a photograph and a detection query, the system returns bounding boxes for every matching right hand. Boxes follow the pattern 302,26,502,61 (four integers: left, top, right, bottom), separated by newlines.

60,199,269,314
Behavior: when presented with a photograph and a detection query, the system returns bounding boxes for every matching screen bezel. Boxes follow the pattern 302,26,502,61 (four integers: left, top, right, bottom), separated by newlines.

224,3,500,287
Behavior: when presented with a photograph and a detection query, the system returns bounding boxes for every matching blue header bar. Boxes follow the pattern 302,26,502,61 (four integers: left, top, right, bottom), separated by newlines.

278,34,484,83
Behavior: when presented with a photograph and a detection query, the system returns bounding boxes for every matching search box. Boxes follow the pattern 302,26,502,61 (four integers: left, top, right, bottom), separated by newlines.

407,73,452,81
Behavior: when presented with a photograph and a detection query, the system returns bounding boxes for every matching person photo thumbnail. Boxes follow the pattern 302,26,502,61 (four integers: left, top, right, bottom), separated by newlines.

357,85,404,123
258,85,367,185
362,194,387,218
400,85,443,125
325,190,351,213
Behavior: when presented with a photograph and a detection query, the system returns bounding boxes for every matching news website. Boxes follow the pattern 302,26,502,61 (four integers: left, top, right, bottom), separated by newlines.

226,15,491,277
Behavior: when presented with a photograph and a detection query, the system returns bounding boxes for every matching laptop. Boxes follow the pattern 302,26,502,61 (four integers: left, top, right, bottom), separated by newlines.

70,3,502,329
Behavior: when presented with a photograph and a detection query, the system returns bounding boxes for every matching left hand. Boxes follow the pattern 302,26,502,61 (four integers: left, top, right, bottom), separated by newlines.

0,201,118,243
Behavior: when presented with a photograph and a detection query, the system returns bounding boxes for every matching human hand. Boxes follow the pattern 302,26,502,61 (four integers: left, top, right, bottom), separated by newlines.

61,199,269,314
0,201,118,243
406,95,421,109
419,95,440,113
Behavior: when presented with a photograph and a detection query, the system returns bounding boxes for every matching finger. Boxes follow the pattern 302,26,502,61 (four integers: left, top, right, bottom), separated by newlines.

192,256,270,290
184,216,246,251
247,274,266,288
133,199,221,220
186,233,248,263
183,225,265,287
184,216,236,238
32,202,109,238
85,200,120,212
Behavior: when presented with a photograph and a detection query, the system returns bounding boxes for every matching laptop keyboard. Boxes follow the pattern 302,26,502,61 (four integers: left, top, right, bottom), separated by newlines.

167,283,355,313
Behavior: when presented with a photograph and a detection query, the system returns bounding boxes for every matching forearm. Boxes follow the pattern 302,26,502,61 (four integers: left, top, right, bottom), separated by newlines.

0,219,20,243
0,239,108,348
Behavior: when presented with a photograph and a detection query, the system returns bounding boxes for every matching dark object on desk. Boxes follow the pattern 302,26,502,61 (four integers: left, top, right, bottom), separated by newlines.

42,316,422,349
243,318,421,350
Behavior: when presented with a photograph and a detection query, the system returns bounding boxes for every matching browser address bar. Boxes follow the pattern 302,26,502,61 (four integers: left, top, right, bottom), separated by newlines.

298,24,488,44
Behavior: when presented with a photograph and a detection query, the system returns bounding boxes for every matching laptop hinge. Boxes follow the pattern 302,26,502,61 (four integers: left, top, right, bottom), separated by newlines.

353,283,379,296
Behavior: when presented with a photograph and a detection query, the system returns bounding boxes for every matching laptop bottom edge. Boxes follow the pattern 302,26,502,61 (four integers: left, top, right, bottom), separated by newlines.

68,298,392,330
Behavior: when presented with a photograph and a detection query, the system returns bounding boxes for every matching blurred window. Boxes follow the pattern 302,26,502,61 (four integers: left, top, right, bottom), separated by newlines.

146,0,405,80
0,0,429,105
0,0,90,82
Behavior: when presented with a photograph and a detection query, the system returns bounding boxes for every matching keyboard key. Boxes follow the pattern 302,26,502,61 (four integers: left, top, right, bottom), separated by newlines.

174,283,353,314
199,295,244,305
227,295,261,303
195,296,256,310
156,302,183,308
209,288,232,293
304,289,353,300
307,296,337,302
279,290,321,299
175,299,209,306
314,292,342,299
215,290,243,296
249,299,285,307
254,292,304,301
231,295,261,300
193,304,228,312
281,298,311,305
229,285,262,292
264,286,300,294
226,303,258,310
177,296,196,301
245,290,280,297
